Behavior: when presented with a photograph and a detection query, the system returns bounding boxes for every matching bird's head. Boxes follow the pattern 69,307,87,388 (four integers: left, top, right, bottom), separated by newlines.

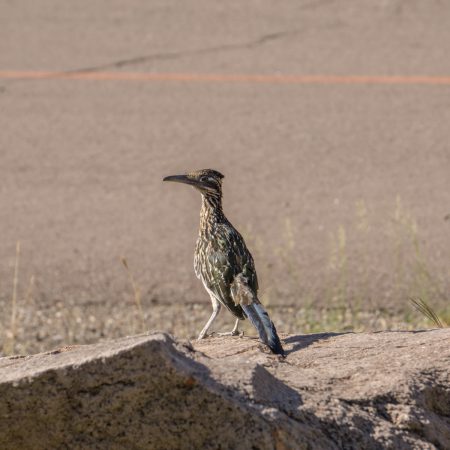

163,169,224,198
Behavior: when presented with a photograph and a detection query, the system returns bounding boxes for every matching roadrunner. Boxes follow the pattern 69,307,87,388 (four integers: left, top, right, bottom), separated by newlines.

163,169,285,355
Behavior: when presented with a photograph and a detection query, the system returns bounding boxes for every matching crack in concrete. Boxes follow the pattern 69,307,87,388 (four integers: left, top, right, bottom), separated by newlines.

66,28,303,74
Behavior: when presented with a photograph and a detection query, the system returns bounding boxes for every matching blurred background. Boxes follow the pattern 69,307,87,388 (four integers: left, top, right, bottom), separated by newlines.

1,0,449,354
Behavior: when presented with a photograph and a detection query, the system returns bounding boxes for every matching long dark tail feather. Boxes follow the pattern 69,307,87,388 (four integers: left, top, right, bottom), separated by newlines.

241,303,285,356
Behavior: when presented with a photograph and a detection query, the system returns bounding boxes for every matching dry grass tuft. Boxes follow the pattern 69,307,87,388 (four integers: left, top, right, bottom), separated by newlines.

2,241,21,355
120,257,146,333
409,297,446,328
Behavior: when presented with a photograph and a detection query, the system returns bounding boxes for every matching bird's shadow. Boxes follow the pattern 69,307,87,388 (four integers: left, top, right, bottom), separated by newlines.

251,363,303,408
283,331,354,356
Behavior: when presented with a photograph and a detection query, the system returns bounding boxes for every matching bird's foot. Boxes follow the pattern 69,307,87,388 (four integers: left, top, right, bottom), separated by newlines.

216,330,244,337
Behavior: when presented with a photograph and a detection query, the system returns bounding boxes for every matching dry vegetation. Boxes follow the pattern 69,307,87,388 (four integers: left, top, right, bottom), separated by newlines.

1,197,448,356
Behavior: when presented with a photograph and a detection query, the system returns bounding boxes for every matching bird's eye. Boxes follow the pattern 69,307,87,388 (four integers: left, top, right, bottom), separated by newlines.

200,176,208,182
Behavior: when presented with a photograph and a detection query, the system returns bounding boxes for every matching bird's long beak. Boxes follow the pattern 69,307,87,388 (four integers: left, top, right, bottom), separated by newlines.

163,174,198,186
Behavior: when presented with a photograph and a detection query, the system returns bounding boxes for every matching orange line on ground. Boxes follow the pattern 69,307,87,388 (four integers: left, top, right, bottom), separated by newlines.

1,71,450,85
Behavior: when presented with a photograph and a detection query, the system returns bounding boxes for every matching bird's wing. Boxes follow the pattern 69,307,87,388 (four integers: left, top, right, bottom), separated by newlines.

219,224,259,292
198,224,256,319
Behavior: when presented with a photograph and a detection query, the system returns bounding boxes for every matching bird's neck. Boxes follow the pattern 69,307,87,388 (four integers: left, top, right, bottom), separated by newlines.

200,194,225,230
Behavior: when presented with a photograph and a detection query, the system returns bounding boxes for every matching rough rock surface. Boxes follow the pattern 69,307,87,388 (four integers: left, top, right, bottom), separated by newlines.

0,329,449,449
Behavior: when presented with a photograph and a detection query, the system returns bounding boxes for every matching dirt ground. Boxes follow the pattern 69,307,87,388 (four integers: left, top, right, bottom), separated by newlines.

0,1,449,354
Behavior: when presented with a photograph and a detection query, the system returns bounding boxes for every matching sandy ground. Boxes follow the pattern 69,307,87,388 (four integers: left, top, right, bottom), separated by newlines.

0,1,449,353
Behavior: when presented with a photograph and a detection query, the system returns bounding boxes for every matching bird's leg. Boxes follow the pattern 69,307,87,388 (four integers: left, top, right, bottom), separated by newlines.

217,318,242,337
197,296,221,340
231,318,240,335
